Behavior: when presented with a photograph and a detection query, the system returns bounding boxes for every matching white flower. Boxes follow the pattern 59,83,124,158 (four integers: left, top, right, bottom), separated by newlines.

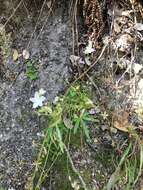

30,88,46,108
84,40,95,54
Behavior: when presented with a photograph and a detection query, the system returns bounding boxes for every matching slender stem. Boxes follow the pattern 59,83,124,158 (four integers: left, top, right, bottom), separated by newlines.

64,144,88,190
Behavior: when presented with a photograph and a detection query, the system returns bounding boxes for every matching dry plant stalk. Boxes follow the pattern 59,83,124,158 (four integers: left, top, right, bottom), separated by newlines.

83,0,104,47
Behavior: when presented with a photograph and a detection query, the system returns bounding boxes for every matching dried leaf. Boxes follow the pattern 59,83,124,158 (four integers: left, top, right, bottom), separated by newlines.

103,36,110,45
69,55,80,66
13,49,19,61
115,34,133,52
84,40,95,54
114,22,121,33
0,24,5,33
113,111,133,132
134,23,143,31
47,0,52,8
63,115,74,129
133,63,143,74
114,120,129,132
85,57,91,66
22,49,30,59
122,10,132,17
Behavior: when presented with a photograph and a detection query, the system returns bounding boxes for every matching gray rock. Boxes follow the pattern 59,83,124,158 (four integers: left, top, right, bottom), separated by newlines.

0,0,72,189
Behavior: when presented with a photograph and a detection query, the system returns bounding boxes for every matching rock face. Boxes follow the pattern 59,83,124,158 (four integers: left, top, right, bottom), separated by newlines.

0,0,73,189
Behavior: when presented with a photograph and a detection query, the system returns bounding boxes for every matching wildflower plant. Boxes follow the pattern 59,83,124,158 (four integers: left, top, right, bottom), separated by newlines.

30,85,96,189
30,88,46,108
26,60,38,81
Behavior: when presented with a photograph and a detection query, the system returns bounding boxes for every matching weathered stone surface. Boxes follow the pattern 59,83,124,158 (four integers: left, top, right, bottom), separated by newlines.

0,0,72,189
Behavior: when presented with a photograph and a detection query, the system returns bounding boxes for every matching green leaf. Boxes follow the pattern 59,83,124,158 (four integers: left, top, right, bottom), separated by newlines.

26,61,33,67
56,127,64,152
25,60,38,81
81,120,90,140
38,105,52,115
26,70,38,80
56,127,62,142
73,118,80,134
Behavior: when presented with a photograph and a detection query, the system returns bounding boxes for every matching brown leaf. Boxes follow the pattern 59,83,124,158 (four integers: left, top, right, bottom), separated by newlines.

114,22,121,33
63,115,74,129
113,120,129,132
112,111,133,132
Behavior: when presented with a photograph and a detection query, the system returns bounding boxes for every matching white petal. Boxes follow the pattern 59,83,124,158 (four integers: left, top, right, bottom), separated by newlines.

40,96,46,102
37,101,43,107
39,88,46,95
30,97,35,103
35,92,40,99
33,102,39,108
